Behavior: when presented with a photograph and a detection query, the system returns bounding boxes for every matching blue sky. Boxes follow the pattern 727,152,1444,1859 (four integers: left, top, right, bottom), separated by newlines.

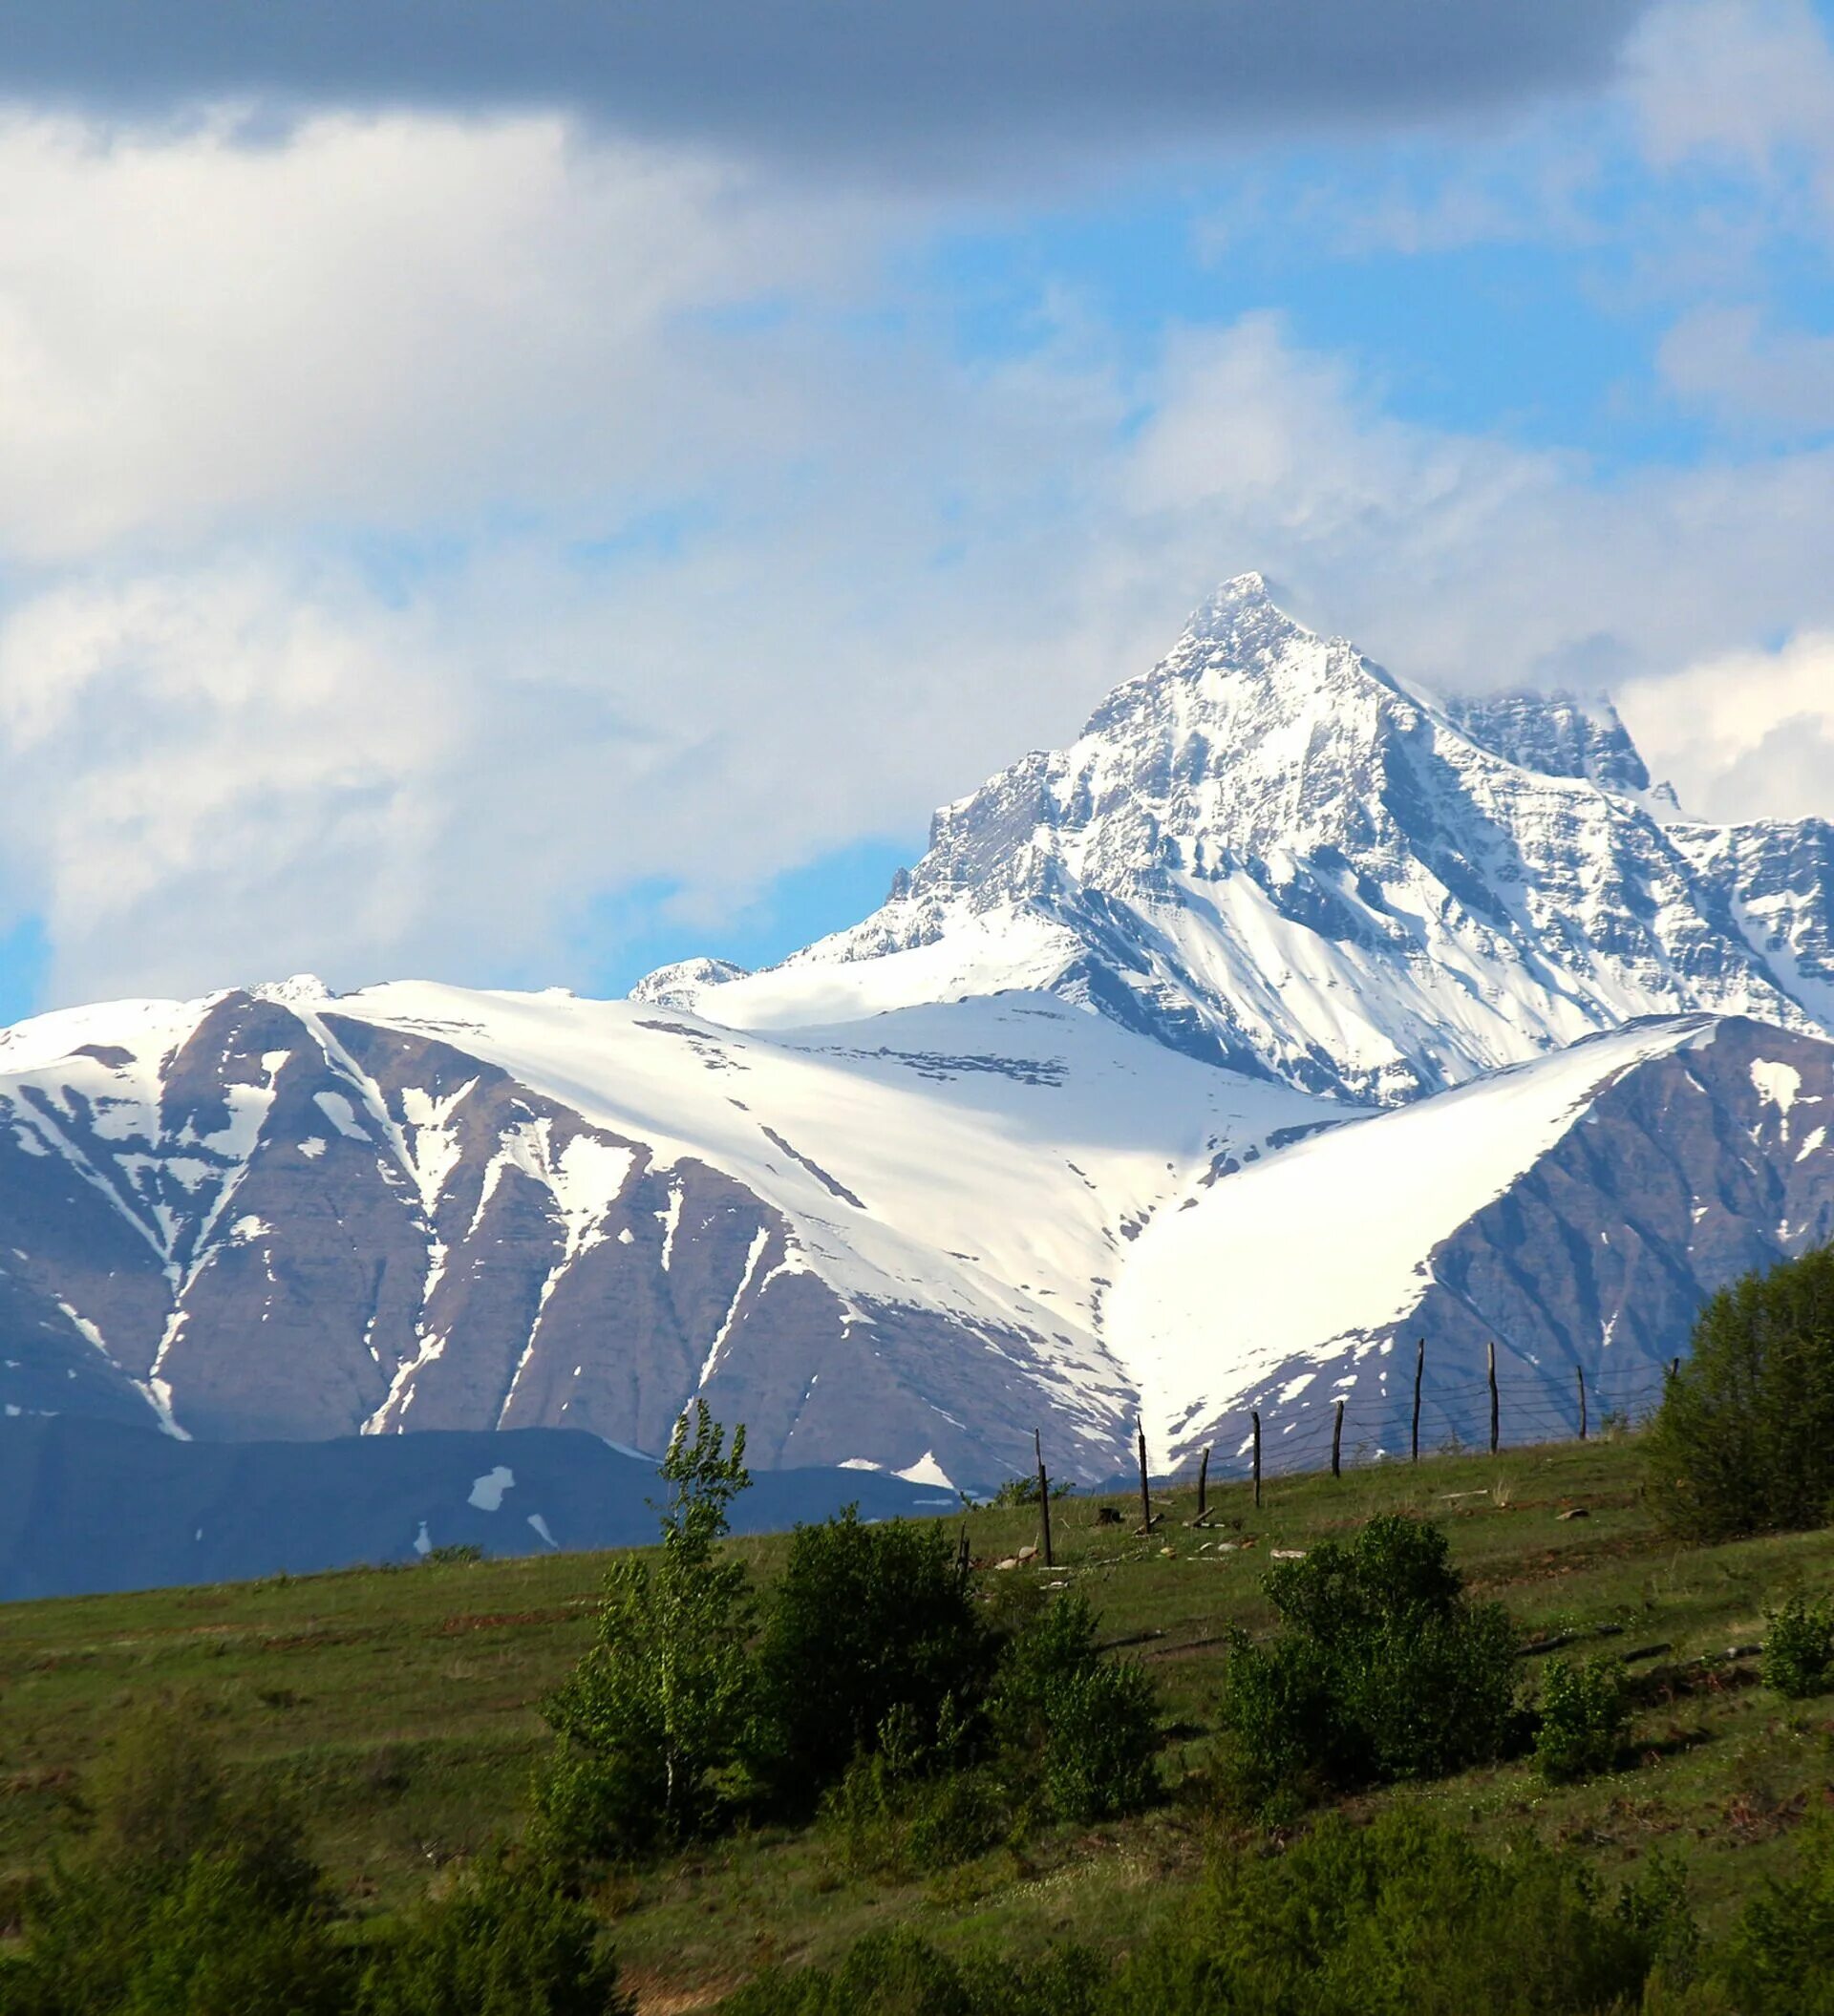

2,0,1834,1013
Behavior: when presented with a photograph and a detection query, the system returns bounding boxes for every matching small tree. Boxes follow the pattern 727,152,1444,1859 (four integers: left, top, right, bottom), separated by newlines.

748,1508,995,1809
1216,1515,1517,1813
1646,1245,1834,1539
535,1403,754,1859
993,1592,1160,1822
1762,1594,1834,1699
1534,1656,1631,1782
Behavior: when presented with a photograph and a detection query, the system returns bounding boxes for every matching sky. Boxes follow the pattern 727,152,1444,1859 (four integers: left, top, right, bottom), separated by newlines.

2,0,1833,1019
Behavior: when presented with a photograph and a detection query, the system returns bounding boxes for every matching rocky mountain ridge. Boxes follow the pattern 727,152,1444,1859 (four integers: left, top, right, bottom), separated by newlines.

660,576,1834,1106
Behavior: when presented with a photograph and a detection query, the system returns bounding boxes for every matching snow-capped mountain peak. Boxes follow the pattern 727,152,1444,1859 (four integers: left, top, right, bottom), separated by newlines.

650,578,1834,1106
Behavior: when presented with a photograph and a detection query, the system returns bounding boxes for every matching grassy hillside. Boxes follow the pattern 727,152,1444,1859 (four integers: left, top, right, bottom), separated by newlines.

6,1432,1834,2008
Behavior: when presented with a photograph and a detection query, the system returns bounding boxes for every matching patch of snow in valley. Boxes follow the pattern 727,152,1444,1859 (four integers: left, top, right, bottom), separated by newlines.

467,1465,515,1511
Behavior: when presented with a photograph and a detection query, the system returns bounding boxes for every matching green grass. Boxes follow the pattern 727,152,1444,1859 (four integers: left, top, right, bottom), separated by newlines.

7,1433,1834,2008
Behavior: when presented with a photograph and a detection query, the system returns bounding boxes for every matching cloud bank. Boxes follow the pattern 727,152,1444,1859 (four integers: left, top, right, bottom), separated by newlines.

1,1,1652,176
0,1,1829,1008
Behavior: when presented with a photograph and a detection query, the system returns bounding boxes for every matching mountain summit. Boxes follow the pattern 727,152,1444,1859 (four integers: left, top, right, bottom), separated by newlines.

654,576,1834,1104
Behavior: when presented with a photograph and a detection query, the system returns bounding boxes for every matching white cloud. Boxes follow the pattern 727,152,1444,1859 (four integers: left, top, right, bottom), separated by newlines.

1,106,1832,1007
1115,314,1834,697
0,562,459,986
1626,0,1834,183
1658,304,1834,436
0,109,884,562
1617,633,1834,822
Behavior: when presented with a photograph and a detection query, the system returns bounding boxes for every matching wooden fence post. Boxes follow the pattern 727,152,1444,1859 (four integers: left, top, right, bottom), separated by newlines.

1332,1398,1345,1478
1137,1420,1152,1535
1487,1341,1500,1456
1197,1446,1209,1520
1411,1338,1424,1465
1251,1409,1262,1510
1577,1366,1588,1442
1034,1427,1054,1569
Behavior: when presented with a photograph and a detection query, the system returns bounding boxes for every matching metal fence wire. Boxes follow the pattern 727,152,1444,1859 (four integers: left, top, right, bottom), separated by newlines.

1118,1351,1674,1498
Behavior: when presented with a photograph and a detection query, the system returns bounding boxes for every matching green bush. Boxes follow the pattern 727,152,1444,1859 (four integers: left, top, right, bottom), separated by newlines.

1037,1659,1160,1823
986,1475,1070,1507
1534,1656,1631,1782
717,1811,1688,2016
535,1405,755,1862
1215,1515,1518,1812
1715,1817,1834,2014
822,1757,1004,1880
1762,1593,1834,1699
819,1702,1000,1878
357,1853,630,2016
1645,1244,1834,1539
719,1924,1103,2016
1158,1808,1689,2016
748,1508,995,1809
0,1706,349,2016
993,1592,1160,1822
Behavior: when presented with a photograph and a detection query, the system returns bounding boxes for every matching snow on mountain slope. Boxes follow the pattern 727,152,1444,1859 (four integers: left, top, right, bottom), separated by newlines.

6,573,1833,1495
652,576,1834,1106
1111,1014,1834,1469
332,978,1333,1348
5,976,1830,1488
0,977,1336,1485
1111,1019,1707,1458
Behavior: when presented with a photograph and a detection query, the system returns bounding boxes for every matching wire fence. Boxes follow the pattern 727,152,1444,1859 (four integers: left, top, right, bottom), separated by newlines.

1125,1359,1676,1498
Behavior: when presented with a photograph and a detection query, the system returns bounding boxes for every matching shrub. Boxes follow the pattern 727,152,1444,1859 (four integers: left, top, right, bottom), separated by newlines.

986,1475,1070,1507
422,1543,484,1567
1715,1816,1834,2014
1762,1593,1834,1699
0,1706,348,2015
992,1593,1160,1822
357,1852,630,2016
1037,1659,1160,1823
717,1811,1686,2016
718,1925,1103,2016
822,1755,1004,1880
748,1508,995,1809
819,1701,999,1878
1535,1656,1631,1782
1645,1244,1834,1539
1215,1514,1517,1812
1161,1807,1687,2016
534,1404,755,1861
82,1701,233,1868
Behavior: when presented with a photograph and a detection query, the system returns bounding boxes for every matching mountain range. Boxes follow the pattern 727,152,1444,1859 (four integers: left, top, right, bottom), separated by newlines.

3,574,1830,1522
